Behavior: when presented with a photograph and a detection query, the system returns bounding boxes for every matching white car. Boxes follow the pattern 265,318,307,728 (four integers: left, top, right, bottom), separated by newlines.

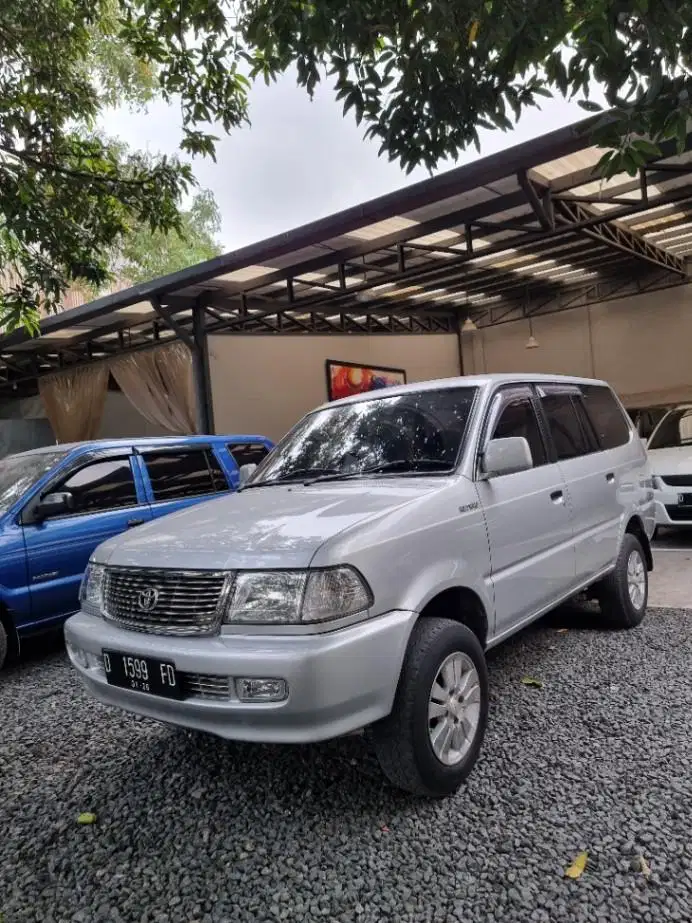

647,405,692,532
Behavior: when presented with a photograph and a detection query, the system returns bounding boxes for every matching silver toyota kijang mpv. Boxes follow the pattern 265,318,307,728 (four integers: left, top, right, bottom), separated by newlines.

65,374,655,796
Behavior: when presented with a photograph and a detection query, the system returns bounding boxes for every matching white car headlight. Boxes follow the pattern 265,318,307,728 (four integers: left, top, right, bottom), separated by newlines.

224,567,372,625
79,562,107,616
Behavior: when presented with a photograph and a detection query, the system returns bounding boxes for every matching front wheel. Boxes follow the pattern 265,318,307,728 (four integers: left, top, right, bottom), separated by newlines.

370,618,488,797
596,533,649,629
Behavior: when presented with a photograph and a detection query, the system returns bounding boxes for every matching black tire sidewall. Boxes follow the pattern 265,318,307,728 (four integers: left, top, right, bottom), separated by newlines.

601,533,648,627
406,621,489,795
0,620,7,672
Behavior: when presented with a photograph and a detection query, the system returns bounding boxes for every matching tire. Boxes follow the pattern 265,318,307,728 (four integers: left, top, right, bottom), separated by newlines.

0,619,7,672
596,533,648,629
370,618,488,797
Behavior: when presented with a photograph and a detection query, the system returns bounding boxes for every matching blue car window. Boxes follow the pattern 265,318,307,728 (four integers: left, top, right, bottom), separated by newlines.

227,443,269,468
143,449,228,501
57,458,138,514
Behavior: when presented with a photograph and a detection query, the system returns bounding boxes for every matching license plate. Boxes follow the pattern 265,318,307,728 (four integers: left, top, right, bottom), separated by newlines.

102,650,182,699
677,493,692,506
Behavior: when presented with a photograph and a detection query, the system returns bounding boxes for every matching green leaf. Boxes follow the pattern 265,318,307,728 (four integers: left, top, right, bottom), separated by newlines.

77,812,97,825
578,100,603,112
521,676,543,689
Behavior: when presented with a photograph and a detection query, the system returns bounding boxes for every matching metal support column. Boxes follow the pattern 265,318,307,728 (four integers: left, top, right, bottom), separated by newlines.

455,313,465,376
191,305,215,434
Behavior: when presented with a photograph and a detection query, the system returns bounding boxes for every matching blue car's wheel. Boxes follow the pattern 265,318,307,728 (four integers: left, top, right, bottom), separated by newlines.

0,619,7,672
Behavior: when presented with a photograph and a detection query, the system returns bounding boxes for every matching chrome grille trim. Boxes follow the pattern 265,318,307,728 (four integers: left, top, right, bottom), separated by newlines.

182,674,232,700
660,475,692,487
103,567,233,636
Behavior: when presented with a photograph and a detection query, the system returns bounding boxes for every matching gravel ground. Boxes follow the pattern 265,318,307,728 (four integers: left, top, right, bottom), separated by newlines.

2,607,691,923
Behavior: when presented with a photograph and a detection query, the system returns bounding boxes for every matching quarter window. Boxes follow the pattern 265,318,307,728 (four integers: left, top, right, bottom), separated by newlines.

540,392,592,460
491,393,547,467
56,458,138,514
143,449,229,502
228,443,270,468
580,384,631,449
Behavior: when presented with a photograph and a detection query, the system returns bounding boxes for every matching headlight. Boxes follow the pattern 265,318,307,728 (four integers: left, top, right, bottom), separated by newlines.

224,566,372,625
79,562,107,616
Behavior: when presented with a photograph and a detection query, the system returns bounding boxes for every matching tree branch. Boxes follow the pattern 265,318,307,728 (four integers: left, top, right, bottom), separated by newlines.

0,144,153,188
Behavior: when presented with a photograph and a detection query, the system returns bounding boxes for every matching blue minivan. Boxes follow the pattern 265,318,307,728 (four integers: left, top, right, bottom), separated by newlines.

0,434,273,669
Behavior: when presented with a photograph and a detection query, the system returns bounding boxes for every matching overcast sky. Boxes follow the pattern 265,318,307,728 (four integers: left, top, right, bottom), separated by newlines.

102,71,601,253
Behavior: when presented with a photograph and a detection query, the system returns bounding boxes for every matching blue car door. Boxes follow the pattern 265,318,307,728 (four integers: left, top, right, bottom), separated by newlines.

22,452,152,625
135,444,230,521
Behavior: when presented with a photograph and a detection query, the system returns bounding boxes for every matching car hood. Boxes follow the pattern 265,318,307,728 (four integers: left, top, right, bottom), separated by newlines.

647,446,692,475
94,479,448,570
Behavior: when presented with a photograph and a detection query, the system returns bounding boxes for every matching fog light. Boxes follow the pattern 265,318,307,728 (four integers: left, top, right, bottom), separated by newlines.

236,678,288,702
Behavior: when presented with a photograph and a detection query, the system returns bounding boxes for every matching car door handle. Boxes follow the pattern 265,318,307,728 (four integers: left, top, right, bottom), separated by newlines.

606,472,615,484
550,490,564,504
127,518,145,528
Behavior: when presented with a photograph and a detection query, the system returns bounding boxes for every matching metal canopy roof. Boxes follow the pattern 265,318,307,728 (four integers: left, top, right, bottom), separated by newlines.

2,111,692,399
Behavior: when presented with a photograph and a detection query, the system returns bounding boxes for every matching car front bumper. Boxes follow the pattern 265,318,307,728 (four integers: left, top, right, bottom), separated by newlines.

64,610,416,743
652,492,692,528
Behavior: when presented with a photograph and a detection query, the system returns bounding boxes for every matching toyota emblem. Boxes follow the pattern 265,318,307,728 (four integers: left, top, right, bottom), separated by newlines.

137,587,159,612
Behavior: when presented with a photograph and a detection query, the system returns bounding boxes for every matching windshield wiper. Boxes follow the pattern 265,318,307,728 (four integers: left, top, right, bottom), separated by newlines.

238,467,340,491
303,459,454,485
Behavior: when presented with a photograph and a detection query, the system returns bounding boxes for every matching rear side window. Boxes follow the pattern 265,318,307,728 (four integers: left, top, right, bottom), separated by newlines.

143,449,229,502
580,385,631,449
228,443,269,468
491,393,547,467
539,392,592,461
57,458,138,514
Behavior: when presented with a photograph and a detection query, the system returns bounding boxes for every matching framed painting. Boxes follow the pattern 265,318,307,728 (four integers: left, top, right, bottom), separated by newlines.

325,359,407,402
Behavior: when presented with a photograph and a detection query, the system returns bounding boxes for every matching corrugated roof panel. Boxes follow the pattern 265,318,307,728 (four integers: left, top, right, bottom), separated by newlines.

345,216,419,241
532,147,603,183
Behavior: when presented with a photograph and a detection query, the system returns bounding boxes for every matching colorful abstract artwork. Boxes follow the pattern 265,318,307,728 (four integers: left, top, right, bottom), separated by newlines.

325,360,407,402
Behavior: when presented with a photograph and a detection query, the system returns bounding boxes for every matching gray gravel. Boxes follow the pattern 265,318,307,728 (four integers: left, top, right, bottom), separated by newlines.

2,607,691,923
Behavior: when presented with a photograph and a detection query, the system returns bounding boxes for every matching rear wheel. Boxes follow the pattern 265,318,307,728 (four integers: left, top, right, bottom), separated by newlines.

0,619,8,672
596,533,648,629
371,617,488,797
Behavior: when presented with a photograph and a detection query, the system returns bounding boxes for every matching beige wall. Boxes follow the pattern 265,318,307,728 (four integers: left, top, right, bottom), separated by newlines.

209,334,461,441
462,282,692,407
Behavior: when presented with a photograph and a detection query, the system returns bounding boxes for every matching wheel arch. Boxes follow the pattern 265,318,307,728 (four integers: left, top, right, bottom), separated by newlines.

418,586,489,650
0,602,20,664
625,514,653,571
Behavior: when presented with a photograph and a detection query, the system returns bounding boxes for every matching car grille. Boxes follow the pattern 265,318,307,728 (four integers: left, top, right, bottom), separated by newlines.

665,506,692,522
103,567,231,636
181,673,232,700
660,475,692,487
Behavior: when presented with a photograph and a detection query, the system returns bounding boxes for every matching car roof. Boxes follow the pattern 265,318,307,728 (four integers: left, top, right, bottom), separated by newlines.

316,372,610,412
6,433,270,460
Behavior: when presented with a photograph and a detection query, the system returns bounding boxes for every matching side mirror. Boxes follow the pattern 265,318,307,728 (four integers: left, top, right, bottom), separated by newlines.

481,437,533,478
238,463,257,488
35,491,74,521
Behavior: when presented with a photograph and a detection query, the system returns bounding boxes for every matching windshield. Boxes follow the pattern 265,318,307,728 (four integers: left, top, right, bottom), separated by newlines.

0,449,67,515
249,387,478,486
649,408,692,450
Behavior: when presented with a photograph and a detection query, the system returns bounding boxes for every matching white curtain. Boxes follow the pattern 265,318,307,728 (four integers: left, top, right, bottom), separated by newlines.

38,364,110,443
110,341,198,434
